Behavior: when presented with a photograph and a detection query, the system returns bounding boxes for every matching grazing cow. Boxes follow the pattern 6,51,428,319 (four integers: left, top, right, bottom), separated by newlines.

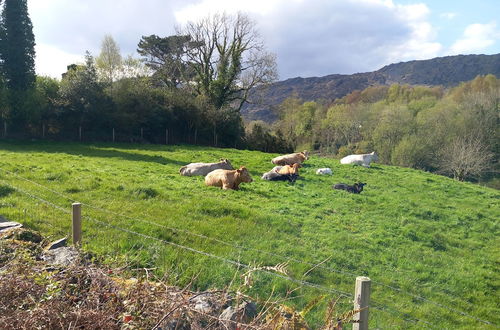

179,159,233,176
332,182,366,194
271,151,309,166
277,163,301,175
340,152,378,167
205,166,253,190
316,168,332,175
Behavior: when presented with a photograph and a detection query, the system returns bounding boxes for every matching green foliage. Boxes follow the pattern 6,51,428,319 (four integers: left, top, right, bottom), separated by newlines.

0,0,35,91
95,34,122,85
274,75,499,182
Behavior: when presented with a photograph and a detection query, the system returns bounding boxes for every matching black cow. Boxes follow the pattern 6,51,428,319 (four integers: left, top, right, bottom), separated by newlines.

333,182,366,194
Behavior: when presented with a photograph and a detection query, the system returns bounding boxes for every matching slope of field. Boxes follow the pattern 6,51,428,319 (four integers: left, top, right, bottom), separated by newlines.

0,141,498,329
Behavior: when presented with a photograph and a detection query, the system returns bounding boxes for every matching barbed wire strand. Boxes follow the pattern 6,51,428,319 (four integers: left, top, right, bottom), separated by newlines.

0,168,495,327
83,213,353,299
371,303,435,329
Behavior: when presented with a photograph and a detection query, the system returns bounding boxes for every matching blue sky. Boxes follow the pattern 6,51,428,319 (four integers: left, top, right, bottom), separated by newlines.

28,0,500,80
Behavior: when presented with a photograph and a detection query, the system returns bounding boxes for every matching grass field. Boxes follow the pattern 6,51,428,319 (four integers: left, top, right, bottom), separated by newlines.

0,140,498,329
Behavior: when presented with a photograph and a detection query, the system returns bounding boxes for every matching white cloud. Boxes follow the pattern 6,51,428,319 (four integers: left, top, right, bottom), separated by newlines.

174,0,442,77
450,22,499,54
35,43,84,79
29,0,445,79
440,12,457,20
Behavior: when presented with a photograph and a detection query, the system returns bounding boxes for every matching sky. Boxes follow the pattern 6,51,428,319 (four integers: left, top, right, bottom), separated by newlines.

28,0,500,81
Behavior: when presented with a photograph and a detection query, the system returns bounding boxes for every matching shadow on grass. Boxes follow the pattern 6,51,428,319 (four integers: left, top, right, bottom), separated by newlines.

0,140,187,166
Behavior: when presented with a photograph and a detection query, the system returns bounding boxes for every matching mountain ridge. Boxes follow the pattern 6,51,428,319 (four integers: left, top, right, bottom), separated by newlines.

242,53,500,122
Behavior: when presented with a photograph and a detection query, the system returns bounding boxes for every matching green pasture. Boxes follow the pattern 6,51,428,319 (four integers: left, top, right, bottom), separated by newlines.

0,141,498,329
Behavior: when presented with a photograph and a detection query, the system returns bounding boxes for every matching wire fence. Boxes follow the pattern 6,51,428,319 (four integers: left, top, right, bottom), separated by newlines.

0,168,497,328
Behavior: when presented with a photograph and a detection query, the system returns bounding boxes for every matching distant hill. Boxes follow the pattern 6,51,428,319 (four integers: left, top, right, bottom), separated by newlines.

242,53,500,122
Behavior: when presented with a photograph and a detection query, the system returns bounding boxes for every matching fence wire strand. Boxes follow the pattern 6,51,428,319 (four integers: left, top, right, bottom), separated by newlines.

0,167,496,327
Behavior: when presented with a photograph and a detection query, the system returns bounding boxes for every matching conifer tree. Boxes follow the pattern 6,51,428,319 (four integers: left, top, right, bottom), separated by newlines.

1,0,35,91
0,0,36,127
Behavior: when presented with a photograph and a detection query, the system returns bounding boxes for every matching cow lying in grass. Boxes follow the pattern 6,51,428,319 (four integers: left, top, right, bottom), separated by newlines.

205,166,253,190
262,164,299,182
332,182,366,194
277,163,301,175
271,151,309,166
340,152,378,167
179,159,233,176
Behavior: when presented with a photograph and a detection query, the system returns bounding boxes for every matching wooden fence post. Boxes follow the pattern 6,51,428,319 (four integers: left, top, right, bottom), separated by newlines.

72,202,82,246
353,276,371,330
165,128,169,145
3,122,7,137
141,128,143,140
79,126,82,141
112,128,115,142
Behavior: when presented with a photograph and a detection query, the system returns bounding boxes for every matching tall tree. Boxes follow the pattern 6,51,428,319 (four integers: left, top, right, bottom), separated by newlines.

1,0,35,91
179,12,278,112
137,34,196,87
96,34,122,85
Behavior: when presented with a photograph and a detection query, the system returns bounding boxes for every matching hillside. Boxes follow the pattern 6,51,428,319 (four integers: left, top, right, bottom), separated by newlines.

0,141,498,328
242,53,500,122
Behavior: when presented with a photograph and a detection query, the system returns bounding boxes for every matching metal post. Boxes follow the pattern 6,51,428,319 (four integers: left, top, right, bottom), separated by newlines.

353,276,371,330
72,203,82,246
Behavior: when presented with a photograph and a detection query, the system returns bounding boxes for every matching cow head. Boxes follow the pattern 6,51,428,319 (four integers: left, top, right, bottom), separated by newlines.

370,152,379,162
237,166,253,183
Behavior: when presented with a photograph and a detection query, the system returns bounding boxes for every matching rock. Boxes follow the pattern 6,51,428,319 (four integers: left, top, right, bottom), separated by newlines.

0,221,22,233
42,246,79,266
46,237,67,250
192,293,216,315
220,301,257,328
157,317,191,330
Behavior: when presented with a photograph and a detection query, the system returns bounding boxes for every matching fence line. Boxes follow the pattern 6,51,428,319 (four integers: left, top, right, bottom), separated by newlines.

1,169,496,327
0,169,480,304
1,178,352,298
83,213,353,299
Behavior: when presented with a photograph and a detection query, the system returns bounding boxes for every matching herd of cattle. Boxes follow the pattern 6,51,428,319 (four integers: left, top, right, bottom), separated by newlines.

179,150,379,193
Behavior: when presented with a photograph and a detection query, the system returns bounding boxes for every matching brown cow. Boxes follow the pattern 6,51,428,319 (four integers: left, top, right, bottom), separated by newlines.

277,163,301,175
271,151,309,166
205,166,253,190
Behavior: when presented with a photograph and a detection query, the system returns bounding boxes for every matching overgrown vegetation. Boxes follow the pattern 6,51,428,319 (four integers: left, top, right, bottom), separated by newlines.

1,227,362,329
0,141,498,328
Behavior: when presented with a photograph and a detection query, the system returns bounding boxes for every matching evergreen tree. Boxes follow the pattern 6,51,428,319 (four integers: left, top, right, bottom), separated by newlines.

0,0,36,129
1,0,35,91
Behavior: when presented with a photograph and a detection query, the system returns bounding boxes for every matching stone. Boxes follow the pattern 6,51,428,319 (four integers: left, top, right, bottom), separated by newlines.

219,301,257,328
42,246,79,266
46,237,68,250
192,293,216,315
0,221,22,233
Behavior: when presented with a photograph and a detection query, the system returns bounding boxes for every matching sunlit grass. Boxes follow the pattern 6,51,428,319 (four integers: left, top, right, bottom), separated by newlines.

0,140,498,329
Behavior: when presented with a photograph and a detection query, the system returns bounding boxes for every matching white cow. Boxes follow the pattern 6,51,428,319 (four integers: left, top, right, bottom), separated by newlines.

340,152,379,168
179,159,233,176
316,168,332,175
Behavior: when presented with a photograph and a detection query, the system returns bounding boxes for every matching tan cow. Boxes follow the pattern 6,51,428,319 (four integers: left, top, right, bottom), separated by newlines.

277,163,301,175
271,151,309,166
179,159,233,176
205,166,253,190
